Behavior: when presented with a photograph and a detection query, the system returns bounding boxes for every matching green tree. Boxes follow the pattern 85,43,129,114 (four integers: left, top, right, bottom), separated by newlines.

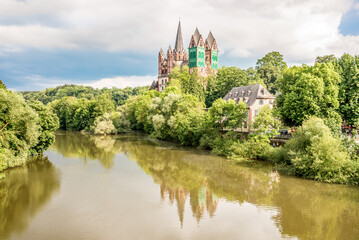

207,98,248,131
205,66,249,107
276,63,341,129
335,54,359,127
0,79,5,89
252,105,281,135
315,54,336,64
273,117,359,184
0,90,40,170
28,101,59,154
256,51,287,94
92,113,116,135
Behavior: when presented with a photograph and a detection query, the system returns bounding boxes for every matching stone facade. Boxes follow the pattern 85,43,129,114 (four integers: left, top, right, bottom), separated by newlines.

150,21,218,92
223,84,275,132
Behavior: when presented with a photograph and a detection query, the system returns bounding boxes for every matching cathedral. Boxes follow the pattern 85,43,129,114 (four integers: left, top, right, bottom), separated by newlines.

150,21,219,92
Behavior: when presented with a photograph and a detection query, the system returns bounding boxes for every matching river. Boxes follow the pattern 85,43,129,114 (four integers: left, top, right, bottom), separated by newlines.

0,131,359,240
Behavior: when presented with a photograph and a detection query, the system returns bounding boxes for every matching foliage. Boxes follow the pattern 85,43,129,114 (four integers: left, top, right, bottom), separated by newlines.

0,79,6,90
205,66,250,107
49,92,115,131
315,54,336,64
252,105,281,135
28,100,60,154
276,63,341,129
169,66,205,102
256,51,287,94
335,54,359,127
0,89,58,171
207,98,247,131
92,113,116,135
21,84,148,105
273,117,359,183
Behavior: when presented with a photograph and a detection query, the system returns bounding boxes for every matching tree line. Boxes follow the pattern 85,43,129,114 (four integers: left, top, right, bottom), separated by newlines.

2,52,359,184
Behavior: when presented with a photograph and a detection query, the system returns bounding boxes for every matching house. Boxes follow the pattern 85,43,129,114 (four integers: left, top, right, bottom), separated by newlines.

223,84,275,132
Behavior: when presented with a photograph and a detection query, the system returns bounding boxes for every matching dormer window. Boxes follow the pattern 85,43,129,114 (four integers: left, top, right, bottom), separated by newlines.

241,91,244,96
235,92,238,97
248,90,251,95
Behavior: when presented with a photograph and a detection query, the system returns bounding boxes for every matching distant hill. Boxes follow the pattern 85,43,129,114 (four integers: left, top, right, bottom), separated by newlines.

20,84,149,105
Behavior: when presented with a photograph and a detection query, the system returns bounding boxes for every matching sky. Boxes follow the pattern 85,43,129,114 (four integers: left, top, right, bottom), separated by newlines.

0,0,358,91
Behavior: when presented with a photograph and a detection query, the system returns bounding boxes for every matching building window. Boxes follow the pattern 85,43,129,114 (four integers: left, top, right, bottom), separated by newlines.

261,89,265,95
259,99,264,105
243,121,247,128
255,109,259,116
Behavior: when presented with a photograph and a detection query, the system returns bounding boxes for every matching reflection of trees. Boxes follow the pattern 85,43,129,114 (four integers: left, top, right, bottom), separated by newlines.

50,131,117,169
273,178,359,239
49,132,359,239
116,137,359,239
116,139,280,226
0,156,60,239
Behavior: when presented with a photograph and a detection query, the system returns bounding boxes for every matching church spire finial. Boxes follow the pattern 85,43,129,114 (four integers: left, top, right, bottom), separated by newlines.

174,20,184,52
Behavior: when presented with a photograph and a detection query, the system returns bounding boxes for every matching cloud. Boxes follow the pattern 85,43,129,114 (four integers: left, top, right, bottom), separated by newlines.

85,75,155,89
13,74,154,91
0,0,358,66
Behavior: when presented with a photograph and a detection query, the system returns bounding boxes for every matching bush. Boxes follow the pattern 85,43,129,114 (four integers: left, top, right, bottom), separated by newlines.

92,113,116,135
273,117,359,183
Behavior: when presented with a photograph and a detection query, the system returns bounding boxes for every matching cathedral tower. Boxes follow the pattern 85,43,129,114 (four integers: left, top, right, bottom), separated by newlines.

188,28,206,76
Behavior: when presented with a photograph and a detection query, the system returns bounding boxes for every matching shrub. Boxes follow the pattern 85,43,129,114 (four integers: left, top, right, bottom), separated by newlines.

273,117,359,183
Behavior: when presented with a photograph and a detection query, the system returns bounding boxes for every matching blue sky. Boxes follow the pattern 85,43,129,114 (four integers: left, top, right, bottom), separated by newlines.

0,0,358,91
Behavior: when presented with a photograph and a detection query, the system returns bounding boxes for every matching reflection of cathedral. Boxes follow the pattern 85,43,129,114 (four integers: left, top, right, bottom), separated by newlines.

160,180,219,226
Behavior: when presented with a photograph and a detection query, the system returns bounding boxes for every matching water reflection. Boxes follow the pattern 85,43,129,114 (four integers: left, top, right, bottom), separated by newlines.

0,157,60,239
50,131,117,169
49,131,359,239
116,136,359,239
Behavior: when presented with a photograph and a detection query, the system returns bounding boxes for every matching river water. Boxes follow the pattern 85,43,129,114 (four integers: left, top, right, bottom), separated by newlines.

1,131,359,240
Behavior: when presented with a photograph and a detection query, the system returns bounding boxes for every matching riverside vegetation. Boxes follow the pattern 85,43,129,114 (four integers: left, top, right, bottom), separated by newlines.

1,52,359,184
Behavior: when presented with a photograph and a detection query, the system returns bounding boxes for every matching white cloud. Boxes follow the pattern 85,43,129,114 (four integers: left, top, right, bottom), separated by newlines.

0,0,358,65
85,75,155,89
14,74,154,91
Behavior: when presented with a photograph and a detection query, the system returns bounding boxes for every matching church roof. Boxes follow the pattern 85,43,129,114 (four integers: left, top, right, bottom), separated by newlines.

174,21,184,51
159,48,164,55
193,28,201,45
206,31,215,48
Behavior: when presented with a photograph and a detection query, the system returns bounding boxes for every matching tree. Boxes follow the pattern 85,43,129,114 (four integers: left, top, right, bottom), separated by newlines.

28,100,59,154
256,51,287,94
92,113,116,135
169,66,205,102
252,105,281,135
0,79,6,89
207,99,248,131
335,54,359,127
0,90,39,170
276,63,341,129
315,54,336,64
273,117,359,184
205,66,249,107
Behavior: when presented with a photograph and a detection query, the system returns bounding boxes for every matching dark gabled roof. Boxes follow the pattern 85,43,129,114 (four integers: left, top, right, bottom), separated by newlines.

193,28,201,46
206,31,215,48
174,21,184,51
223,84,275,107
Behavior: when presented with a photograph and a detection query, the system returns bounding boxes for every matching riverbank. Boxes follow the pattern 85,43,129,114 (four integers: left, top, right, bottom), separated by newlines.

3,130,359,239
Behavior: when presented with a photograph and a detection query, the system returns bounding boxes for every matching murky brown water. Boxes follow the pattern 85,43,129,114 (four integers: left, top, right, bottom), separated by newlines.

1,131,359,240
